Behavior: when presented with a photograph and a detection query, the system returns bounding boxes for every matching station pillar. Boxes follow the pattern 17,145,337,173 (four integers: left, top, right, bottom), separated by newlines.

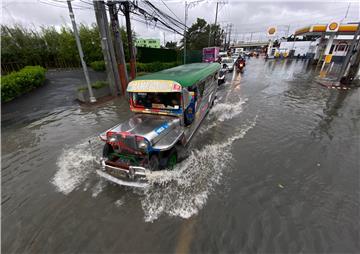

314,35,325,61
324,34,335,56
320,34,335,71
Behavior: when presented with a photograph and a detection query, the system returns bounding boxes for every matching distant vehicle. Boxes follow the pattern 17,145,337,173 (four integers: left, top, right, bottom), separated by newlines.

218,64,228,85
235,56,246,73
98,63,221,187
221,57,235,72
202,47,220,63
231,53,239,62
218,51,228,58
235,48,244,54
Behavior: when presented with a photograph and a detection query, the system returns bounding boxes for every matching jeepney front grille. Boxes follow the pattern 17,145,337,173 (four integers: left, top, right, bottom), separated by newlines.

108,134,137,151
120,135,137,149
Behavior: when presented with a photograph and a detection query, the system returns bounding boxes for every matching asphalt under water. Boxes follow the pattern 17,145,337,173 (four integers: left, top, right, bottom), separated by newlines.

2,59,360,253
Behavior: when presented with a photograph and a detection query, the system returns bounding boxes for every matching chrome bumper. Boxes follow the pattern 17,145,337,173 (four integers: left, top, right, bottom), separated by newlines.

97,159,150,188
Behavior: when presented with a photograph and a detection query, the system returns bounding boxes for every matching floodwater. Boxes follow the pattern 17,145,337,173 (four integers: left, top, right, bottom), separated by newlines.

2,59,359,253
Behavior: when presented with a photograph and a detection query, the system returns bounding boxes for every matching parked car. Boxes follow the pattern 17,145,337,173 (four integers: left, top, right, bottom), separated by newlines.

218,51,228,58
221,57,235,72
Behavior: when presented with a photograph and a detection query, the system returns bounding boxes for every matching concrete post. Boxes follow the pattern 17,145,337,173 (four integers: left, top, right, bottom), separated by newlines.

320,34,335,71
324,34,335,55
314,35,325,61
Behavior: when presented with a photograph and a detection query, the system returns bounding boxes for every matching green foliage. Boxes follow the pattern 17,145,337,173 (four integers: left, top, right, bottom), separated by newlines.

92,81,108,89
181,18,224,50
78,81,108,92
1,66,46,102
135,62,180,72
93,61,179,73
1,24,130,72
136,47,177,63
90,61,106,71
165,41,177,49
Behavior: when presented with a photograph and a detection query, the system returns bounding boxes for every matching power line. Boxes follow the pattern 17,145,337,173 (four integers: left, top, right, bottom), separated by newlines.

160,0,183,24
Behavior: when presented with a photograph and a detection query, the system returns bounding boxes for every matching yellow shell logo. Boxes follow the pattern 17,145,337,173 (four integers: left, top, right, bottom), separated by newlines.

268,27,276,35
329,22,338,30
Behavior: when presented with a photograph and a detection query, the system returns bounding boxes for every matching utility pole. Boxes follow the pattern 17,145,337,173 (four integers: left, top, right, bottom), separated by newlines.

122,1,136,79
340,23,360,84
227,24,232,49
250,32,253,42
184,1,188,64
67,0,96,102
108,1,128,95
208,1,220,47
93,0,120,96
223,24,228,50
286,25,290,38
213,2,219,46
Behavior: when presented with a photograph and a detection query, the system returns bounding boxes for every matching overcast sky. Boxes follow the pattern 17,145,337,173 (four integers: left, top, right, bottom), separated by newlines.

2,0,359,44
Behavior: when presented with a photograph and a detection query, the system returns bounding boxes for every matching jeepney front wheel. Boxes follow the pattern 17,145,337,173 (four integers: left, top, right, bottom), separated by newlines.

166,148,177,170
149,154,160,171
103,143,115,160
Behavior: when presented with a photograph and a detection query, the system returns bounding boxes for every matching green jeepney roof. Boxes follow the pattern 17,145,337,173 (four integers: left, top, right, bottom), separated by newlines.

133,63,220,87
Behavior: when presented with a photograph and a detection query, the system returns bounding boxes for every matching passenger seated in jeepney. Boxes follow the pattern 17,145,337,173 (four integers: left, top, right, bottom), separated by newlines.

133,92,181,110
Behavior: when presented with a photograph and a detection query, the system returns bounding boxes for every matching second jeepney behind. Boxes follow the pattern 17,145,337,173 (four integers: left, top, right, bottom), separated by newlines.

97,63,220,187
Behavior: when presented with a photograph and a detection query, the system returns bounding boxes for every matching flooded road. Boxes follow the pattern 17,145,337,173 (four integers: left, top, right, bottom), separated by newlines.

2,58,360,253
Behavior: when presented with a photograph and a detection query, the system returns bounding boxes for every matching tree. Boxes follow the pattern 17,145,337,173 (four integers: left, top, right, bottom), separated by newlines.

181,18,223,50
165,41,177,49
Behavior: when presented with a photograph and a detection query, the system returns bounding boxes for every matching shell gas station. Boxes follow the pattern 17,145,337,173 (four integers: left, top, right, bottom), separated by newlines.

293,22,359,65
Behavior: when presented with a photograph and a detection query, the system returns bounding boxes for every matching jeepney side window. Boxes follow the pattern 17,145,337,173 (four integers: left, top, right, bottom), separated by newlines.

188,85,197,100
132,92,181,110
198,81,206,97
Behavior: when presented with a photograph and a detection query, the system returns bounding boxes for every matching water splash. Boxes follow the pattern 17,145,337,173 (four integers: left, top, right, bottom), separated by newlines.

210,98,248,122
92,179,106,198
51,137,101,195
140,116,257,222
199,98,248,134
115,198,125,207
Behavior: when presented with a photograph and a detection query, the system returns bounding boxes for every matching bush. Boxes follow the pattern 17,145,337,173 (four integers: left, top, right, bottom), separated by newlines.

78,80,108,92
1,66,46,102
90,60,106,71
126,61,180,73
90,61,180,74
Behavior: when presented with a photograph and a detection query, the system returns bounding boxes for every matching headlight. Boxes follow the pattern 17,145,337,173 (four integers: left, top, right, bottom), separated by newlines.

107,132,118,143
137,140,148,151
136,137,149,152
109,136,117,143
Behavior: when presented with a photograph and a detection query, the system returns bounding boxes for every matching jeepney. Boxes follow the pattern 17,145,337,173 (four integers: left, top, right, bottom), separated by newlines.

97,63,220,187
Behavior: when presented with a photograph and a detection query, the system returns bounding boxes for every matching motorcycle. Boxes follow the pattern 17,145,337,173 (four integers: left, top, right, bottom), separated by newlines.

236,60,245,73
218,69,226,85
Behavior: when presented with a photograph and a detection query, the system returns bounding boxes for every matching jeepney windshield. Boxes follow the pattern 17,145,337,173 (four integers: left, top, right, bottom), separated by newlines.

132,92,181,110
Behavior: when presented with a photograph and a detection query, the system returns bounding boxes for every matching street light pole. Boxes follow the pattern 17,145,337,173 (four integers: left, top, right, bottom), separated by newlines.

184,1,188,64
67,0,96,102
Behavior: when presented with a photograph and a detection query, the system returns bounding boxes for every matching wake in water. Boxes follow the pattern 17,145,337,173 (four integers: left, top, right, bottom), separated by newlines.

140,116,257,222
199,98,248,134
210,98,248,122
51,95,255,222
51,136,101,195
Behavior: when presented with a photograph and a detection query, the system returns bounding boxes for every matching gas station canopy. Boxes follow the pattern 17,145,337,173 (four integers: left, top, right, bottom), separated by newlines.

294,23,358,36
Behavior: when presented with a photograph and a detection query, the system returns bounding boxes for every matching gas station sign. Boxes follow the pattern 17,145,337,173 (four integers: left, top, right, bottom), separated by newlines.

327,22,339,32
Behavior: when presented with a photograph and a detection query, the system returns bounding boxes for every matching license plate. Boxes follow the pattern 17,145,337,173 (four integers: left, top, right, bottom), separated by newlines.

107,168,127,178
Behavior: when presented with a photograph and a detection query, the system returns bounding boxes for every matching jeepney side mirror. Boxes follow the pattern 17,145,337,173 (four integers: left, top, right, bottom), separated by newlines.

182,89,191,109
